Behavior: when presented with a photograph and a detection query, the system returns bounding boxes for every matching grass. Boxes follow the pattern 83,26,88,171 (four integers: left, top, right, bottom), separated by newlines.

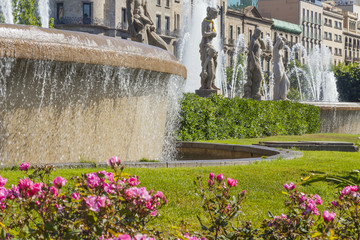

0,133,359,231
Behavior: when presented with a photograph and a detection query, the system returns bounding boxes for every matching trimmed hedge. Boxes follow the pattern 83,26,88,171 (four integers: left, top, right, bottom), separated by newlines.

178,93,321,141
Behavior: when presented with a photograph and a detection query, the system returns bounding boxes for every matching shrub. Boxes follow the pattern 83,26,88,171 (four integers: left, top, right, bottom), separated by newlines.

178,94,321,141
0,159,166,239
333,63,360,102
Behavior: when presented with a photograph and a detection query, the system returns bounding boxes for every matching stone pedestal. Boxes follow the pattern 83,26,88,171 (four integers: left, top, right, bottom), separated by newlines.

195,89,221,98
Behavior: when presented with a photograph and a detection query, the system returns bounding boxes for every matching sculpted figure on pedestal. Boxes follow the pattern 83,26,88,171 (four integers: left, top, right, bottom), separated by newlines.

127,0,168,51
244,28,266,100
273,36,290,100
199,7,219,90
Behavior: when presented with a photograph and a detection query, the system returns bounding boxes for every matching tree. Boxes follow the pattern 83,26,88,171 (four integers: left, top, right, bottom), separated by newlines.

12,0,41,26
333,63,360,102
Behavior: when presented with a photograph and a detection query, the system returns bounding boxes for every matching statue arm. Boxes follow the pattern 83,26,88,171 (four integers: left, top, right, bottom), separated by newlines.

259,39,266,50
201,22,216,38
142,1,154,25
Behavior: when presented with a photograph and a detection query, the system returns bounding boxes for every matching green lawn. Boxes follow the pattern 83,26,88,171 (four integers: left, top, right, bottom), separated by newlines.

0,133,359,232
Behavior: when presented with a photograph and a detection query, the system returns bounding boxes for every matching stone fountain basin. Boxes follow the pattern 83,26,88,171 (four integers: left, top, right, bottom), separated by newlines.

0,24,186,165
303,102,360,134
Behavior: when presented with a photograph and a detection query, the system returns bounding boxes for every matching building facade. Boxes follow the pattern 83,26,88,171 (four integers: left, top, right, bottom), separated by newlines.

51,0,184,53
343,11,360,63
322,2,344,64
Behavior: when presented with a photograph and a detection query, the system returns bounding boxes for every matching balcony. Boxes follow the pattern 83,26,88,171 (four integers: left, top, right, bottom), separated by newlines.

55,17,110,28
346,56,352,60
228,39,235,45
323,22,332,27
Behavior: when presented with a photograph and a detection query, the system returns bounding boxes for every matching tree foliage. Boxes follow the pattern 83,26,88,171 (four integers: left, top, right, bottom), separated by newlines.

333,63,360,102
12,0,41,26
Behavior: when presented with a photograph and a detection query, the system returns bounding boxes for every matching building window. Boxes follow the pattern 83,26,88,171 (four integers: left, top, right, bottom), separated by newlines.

230,25,233,40
121,8,127,28
156,15,161,34
165,16,170,35
249,29,252,42
315,12,317,24
319,13,321,25
157,0,161,6
166,0,170,7
83,3,92,24
303,8,305,21
237,27,240,36
311,11,313,23
307,9,309,21
56,3,64,24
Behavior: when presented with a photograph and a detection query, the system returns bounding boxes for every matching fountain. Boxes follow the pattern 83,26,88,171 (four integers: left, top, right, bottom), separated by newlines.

38,0,50,28
0,24,186,165
0,0,14,24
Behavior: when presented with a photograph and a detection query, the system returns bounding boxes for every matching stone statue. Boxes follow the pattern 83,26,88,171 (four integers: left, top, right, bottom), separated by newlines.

127,0,168,51
244,28,266,100
273,36,290,100
199,7,219,90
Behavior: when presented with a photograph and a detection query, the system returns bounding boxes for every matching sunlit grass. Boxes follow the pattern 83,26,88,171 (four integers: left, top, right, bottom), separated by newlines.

0,133,359,230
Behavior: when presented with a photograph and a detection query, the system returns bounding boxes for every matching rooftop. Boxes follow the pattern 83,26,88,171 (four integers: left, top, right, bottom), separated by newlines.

272,18,303,34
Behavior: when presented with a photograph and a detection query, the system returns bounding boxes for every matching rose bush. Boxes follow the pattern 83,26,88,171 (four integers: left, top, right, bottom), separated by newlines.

0,159,166,239
1,164,360,240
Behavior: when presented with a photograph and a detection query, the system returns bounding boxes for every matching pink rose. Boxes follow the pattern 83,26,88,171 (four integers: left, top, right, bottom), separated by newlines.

117,235,132,240
283,182,295,190
0,176,7,187
19,162,30,171
49,186,59,197
331,201,338,207
227,178,237,187
323,210,336,222
216,174,224,182
209,173,215,180
29,183,43,196
0,187,8,201
18,178,33,190
87,173,101,188
314,194,323,205
85,195,99,212
53,176,67,188
154,191,164,199
107,156,121,167
128,177,140,186
72,193,80,200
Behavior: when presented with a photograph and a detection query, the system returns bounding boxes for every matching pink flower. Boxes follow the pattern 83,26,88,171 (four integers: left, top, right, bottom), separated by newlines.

128,177,140,186
29,183,43,196
241,190,247,196
323,210,336,222
331,201,338,207
97,196,109,208
87,173,101,188
18,178,33,190
0,176,7,187
209,173,215,180
85,196,99,212
53,176,67,188
216,174,224,182
227,178,238,187
150,209,157,216
35,201,41,205
0,187,7,201
117,235,132,240
107,156,121,167
154,191,164,199
49,186,59,197
207,179,214,186
19,162,29,171
72,193,80,200
283,182,295,190
314,194,323,205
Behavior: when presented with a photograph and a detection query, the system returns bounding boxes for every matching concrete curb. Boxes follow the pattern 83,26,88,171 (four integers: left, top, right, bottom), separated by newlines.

1,142,303,169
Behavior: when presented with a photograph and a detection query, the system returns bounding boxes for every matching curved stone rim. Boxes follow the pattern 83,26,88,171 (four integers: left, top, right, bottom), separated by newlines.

0,24,187,79
0,142,302,169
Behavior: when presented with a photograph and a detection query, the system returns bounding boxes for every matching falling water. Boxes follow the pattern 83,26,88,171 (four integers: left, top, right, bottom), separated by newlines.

0,0,14,24
179,0,227,94
229,34,247,98
38,0,50,28
287,44,338,102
